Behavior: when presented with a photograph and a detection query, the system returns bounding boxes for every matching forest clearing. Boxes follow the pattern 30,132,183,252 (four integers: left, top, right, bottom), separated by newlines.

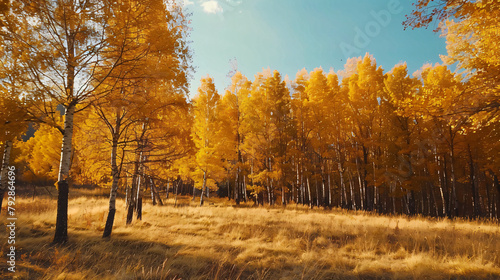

2,186,500,280
1,0,499,279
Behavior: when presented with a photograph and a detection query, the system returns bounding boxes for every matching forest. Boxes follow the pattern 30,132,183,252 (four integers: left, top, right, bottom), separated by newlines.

0,0,499,278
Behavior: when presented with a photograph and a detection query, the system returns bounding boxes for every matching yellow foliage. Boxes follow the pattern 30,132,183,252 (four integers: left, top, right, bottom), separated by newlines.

15,124,61,183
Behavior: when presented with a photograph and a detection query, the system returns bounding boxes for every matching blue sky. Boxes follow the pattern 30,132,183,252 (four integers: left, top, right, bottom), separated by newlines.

183,0,447,96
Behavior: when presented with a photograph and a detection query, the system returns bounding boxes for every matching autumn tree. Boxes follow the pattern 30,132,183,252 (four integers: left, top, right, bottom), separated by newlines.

242,70,293,205
304,68,336,207
0,28,29,213
192,76,223,206
0,0,192,243
406,0,499,218
382,63,426,215
87,0,191,236
406,0,499,116
343,54,385,211
0,88,27,212
219,72,251,204
291,69,312,206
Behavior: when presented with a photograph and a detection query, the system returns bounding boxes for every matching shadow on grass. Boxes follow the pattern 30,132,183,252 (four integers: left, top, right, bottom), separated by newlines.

5,223,498,280
5,227,266,280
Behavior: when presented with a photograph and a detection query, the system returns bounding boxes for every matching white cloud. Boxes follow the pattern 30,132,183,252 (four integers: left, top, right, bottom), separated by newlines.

201,0,223,14
183,0,194,6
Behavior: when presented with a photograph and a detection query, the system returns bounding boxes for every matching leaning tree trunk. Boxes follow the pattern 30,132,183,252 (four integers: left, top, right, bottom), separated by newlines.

53,105,75,244
103,132,120,238
307,177,312,209
0,140,13,214
150,178,163,206
135,171,143,220
200,170,206,206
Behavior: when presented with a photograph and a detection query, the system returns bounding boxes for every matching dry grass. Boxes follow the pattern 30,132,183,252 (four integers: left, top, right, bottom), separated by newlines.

2,191,500,279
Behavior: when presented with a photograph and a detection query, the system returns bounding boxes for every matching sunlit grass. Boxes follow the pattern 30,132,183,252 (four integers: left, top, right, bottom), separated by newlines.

2,192,500,279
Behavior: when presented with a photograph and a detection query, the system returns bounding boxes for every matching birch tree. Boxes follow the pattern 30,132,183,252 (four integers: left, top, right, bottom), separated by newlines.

0,0,170,243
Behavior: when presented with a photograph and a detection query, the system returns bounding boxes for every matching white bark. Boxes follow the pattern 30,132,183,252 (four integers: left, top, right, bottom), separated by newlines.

58,105,75,182
109,140,120,211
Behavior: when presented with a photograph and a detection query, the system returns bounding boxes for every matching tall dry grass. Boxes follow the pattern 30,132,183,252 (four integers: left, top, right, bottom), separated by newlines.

2,192,500,279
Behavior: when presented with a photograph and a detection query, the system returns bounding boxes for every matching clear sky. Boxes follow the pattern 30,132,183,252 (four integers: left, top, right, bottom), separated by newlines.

182,0,447,96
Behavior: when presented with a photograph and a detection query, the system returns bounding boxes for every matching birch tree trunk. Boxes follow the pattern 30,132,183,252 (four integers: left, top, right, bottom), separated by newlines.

0,140,13,214
328,172,332,207
436,151,447,217
338,161,346,209
135,166,143,220
307,177,312,209
152,179,163,206
103,131,120,238
267,157,272,205
53,105,75,244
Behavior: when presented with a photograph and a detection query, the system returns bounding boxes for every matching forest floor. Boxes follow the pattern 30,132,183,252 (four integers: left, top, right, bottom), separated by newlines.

1,186,500,279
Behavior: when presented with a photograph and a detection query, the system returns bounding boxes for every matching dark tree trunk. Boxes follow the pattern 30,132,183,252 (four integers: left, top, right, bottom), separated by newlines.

442,154,451,218
408,190,416,216
362,145,372,211
136,196,142,220
102,209,115,238
200,171,206,206
235,171,240,205
468,144,480,218
126,159,140,225
493,173,499,219
126,202,134,224
166,181,170,199
174,180,179,207
53,180,69,244
449,128,458,218
0,191,4,215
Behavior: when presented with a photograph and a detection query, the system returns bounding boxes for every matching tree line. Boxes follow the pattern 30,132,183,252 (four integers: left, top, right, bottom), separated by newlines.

190,53,498,219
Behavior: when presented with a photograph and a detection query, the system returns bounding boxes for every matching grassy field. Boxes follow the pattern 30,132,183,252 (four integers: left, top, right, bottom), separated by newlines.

2,188,500,279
